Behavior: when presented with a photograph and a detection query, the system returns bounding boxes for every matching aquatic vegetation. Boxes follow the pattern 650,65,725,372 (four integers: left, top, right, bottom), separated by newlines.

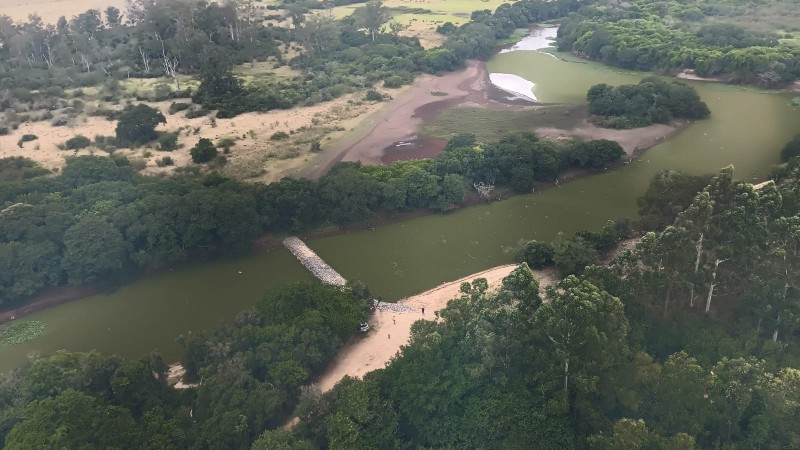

0,321,46,346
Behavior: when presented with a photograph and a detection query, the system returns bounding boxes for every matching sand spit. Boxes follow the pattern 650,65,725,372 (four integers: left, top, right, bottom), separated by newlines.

315,264,556,392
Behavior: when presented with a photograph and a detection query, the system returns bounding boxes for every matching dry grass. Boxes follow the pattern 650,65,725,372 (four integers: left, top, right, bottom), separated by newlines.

0,0,127,22
0,85,397,183
331,0,514,48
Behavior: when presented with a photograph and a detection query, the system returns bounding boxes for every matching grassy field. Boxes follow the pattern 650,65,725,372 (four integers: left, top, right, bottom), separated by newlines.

0,0,126,22
422,105,585,142
331,0,513,46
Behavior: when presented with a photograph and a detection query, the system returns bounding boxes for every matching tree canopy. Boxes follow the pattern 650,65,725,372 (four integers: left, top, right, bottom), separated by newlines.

586,78,710,129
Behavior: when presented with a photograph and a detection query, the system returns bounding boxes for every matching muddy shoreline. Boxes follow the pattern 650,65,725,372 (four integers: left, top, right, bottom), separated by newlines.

304,59,534,178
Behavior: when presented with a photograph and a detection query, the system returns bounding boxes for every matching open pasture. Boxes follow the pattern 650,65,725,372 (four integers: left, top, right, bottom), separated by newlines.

0,0,126,22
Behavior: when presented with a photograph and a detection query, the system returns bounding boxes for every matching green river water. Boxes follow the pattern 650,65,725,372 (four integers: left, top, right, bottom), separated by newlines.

1,49,798,373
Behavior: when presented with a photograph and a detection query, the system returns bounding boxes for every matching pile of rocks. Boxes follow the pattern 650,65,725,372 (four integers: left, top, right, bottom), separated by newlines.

374,300,416,313
282,237,347,286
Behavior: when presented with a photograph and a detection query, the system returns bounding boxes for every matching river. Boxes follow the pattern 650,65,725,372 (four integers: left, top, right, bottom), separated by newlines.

1,31,798,373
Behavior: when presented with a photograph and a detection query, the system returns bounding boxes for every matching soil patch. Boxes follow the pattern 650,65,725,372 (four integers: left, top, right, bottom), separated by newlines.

306,60,532,177
381,138,446,163
536,119,690,156
676,69,729,83
0,286,101,325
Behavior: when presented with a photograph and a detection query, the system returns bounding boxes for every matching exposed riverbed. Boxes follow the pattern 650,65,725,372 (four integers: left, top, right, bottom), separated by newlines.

1,31,798,373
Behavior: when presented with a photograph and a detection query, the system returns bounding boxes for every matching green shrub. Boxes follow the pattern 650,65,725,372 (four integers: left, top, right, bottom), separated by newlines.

310,141,322,153
185,107,210,119
157,132,180,151
270,131,290,141
130,158,147,171
383,76,406,88
216,136,237,153
156,156,174,167
169,102,191,114
190,138,218,163
365,90,383,101
65,135,91,150
115,104,166,145
17,134,38,148
780,135,800,162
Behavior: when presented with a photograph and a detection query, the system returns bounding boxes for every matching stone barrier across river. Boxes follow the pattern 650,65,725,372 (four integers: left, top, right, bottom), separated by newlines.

282,237,347,286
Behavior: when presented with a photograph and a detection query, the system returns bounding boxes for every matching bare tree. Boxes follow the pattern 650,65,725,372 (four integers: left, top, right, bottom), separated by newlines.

79,53,91,72
138,45,150,72
705,258,729,313
101,59,114,77
474,181,495,201
162,54,180,90
42,40,54,69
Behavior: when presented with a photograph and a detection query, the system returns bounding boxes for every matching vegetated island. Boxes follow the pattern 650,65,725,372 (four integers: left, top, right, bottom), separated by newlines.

586,77,711,129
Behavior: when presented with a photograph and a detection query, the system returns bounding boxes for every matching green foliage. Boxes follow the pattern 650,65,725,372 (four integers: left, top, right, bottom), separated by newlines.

637,171,713,230
270,131,290,141
780,135,800,162
115,104,166,146
516,240,555,268
552,236,599,276
364,89,383,101
168,102,191,114
190,138,218,163
155,156,174,167
157,132,179,151
568,139,625,169
64,134,91,150
0,320,45,345
16,134,37,148
5,389,139,450
587,78,710,129
557,1,800,86
193,69,293,118
62,216,129,285
216,137,237,153
0,157,49,182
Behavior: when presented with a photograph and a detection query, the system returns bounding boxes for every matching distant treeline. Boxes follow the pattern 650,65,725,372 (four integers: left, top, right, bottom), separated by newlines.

557,0,800,86
587,77,711,129
0,131,623,308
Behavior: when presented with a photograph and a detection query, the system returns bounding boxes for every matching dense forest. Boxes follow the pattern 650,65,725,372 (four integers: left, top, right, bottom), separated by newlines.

586,77,710,129
556,0,800,86
0,282,371,449
0,131,623,308
2,163,800,448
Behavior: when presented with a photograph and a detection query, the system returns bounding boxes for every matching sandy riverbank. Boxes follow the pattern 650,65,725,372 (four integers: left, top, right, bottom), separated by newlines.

315,264,556,392
536,119,689,156
676,69,729,83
